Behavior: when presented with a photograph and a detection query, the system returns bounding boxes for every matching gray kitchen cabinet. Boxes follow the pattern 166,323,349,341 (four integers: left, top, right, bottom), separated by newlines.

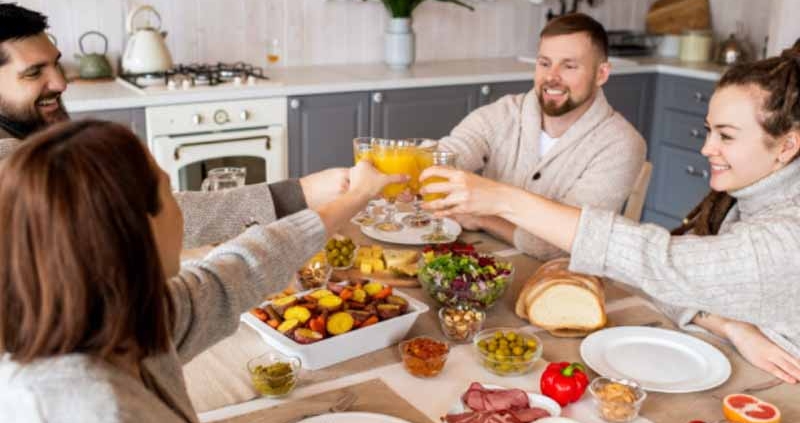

477,80,533,106
604,73,655,136
287,91,370,177
370,85,479,139
70,108,146,141
642,74,717,228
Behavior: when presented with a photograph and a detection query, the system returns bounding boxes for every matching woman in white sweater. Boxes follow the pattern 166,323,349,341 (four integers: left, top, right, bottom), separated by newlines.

0,120,402,422
421,48,800,384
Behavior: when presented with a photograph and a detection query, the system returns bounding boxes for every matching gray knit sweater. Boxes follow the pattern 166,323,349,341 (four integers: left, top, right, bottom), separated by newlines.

570,159,800,357
0,209,327,422
0,136,306,248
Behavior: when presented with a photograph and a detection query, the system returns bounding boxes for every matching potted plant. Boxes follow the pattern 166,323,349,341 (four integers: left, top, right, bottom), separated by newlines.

366,0,475,69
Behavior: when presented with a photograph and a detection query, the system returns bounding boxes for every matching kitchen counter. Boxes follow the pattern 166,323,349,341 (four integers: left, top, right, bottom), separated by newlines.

63,57,728,113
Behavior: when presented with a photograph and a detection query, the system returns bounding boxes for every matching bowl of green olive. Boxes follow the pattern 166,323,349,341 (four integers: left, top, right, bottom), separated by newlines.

325,235,358,270
247,351,301,398
473,327,543,376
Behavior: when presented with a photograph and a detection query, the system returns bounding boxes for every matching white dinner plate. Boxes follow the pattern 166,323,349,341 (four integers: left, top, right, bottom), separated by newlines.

580,326,731,393
296,412,413,423
360,212,462,245
446,384,561,418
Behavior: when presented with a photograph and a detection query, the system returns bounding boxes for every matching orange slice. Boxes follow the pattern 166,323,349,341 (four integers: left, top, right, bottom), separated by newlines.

722,394,781,423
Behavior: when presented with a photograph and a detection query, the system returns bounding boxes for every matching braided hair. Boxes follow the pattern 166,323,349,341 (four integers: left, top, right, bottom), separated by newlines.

672,40,800,236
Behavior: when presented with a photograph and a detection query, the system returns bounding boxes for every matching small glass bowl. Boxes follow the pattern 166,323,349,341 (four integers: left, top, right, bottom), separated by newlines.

588,377,647,422
294,259,333,291
438,306,485,343
473,327,543,376
247,351,301,398
399,336,450,378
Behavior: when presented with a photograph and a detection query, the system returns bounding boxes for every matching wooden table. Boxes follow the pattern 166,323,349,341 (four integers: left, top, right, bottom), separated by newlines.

183,224,799,423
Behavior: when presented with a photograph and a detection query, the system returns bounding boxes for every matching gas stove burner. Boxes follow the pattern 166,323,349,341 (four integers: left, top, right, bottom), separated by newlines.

121,62,269,90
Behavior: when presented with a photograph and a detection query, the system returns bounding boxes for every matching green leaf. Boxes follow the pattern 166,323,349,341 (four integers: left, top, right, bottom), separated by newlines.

433,0,475,11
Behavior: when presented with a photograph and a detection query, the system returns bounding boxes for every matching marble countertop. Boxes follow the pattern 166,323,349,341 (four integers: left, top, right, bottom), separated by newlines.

63,56,727,113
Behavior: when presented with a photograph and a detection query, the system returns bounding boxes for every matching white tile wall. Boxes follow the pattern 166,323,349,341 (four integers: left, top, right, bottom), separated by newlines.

15,0,775,72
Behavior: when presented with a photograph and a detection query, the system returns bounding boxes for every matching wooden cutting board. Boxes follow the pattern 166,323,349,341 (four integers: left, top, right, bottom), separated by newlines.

332,268,420,288
646,0,710,35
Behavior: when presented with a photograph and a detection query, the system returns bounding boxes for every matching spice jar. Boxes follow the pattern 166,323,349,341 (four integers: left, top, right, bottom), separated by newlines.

438,306,485,343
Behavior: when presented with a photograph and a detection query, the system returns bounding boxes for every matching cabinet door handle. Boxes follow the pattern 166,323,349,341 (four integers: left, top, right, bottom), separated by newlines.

685,165,709,179
372,92,383,104
693,92,708,103
290,99,300,109
480,85,491,96
265,135,272,150
690,128,705,139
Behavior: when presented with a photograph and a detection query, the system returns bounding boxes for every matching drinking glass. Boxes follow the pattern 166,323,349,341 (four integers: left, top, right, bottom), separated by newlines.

201,167,246,191
421,151,457,242
402,138,438,228
267,38,281,65
352,137,379,226
371,138,417,232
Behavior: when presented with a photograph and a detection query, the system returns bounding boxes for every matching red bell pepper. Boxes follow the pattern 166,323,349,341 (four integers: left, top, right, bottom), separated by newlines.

539,362,589,406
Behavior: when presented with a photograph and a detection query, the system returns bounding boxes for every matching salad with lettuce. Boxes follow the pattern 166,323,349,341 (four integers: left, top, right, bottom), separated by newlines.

418,243,514,309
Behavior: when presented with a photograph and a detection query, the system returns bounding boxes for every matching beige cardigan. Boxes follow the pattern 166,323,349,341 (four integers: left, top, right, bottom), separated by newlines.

439,90,646,259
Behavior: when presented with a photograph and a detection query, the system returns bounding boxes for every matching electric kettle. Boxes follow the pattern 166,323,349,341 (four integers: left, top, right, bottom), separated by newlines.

121,5,173,74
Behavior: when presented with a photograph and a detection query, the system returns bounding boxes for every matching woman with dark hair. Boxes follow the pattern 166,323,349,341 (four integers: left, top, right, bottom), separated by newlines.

0,120,403,422
421,47,800,383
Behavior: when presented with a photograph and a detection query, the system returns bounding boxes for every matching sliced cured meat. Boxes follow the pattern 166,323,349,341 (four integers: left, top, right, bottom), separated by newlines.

461,382,531,412
440,408,551,423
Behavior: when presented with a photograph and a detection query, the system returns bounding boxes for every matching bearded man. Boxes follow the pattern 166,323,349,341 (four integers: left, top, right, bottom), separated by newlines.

439,13,646,260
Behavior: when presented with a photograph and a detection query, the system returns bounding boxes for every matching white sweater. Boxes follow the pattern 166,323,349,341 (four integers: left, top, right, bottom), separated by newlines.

439,89,646,259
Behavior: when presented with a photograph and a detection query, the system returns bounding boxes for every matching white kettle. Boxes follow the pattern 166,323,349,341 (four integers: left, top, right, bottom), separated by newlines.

122,5,173,74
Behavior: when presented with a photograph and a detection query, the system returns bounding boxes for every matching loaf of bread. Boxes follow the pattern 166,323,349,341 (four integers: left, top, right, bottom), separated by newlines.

515,258,607,337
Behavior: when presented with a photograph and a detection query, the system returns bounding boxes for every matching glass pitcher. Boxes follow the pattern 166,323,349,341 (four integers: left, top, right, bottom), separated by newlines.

201,167,246,191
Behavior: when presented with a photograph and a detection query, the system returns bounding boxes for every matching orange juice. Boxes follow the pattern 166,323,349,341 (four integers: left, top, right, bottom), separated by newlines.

422,176,448,202
411,147,435,193
373,147,417,200
354,149,371,163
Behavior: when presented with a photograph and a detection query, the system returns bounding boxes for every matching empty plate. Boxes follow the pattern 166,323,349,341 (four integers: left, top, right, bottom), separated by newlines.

361,212,461,245
580,326,731,393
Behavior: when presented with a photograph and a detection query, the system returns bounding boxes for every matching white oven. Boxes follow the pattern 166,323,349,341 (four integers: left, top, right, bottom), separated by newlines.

146,97,287,191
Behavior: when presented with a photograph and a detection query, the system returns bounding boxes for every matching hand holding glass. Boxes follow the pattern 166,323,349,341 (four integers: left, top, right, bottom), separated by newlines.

420,151,457,242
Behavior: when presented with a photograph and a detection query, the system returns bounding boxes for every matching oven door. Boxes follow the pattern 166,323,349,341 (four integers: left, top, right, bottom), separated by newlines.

150,126,287,191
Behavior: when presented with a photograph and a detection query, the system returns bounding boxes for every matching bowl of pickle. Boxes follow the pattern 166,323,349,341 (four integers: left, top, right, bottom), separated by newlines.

247,351,301,398
325,236,358,270
473,327,543,376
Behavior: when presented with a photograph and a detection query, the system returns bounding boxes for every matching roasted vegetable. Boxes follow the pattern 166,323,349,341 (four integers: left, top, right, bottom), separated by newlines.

308,289,334,300
284,306,312,323
277,319,300,335
377,303,402,319
271,295,298,315
250,308,268,322
364,281,384,296
317,295,343,312
352,288,367,303
326,312,355,335
385,295,409,313
263,305,282,322
294,328,324,344
308,315,327,335
347,310,374,326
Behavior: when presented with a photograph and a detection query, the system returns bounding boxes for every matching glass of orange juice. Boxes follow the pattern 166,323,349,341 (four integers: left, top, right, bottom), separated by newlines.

351,137,378,226
267,38,281,65
421,150,457,242
372,138,417,232
401,138,438,228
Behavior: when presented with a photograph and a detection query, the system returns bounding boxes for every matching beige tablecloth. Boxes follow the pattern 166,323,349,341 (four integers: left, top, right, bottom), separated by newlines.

183,226,799,422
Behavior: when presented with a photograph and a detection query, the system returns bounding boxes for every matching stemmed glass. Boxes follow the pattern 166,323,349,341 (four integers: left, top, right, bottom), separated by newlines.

402,138,438,228
420,150,458,243
371,138,417,232
351,137,379,226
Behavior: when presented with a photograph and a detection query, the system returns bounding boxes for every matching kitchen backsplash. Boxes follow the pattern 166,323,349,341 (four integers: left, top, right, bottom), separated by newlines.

17,0,772,72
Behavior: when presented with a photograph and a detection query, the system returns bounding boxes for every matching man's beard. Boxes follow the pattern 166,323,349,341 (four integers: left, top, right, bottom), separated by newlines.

0,91,69,135
537,86,593,117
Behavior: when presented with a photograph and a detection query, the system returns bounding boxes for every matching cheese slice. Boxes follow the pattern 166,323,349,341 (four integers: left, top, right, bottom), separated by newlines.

383,249,418,268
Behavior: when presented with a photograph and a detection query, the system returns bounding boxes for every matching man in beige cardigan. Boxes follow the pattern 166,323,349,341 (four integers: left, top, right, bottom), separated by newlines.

0,4,347,248
439,14,646,260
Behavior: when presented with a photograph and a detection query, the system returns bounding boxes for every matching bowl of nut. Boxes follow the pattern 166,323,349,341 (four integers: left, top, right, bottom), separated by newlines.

294,251,333,290
473,327,543,376
588,377,646,422
438,306,485,343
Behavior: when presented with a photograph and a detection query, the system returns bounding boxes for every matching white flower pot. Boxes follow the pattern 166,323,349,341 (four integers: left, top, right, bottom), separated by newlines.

384,18,415,70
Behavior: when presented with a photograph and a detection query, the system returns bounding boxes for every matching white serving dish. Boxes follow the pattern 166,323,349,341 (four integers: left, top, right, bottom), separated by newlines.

241,287,429,370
